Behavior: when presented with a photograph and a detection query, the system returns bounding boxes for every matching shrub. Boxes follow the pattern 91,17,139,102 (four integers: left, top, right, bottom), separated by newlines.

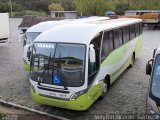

12,10,48,17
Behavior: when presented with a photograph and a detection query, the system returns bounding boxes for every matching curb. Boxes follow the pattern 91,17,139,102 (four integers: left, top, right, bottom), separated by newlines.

0,99,70,120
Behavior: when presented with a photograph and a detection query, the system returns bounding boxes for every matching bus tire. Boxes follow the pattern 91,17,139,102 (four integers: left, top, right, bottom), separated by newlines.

129,53,135,68
100,79,108,99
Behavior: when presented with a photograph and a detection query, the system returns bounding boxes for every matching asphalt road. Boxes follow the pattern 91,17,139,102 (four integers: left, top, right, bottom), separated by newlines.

0,18,159,120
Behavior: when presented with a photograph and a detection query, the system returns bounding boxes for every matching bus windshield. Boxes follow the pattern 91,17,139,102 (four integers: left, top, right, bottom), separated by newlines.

151,54,160,99
30,42,86,87
26,32,41,44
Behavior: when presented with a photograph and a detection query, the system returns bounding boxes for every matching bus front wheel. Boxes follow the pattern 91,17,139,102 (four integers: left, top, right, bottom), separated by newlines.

101,80,108,98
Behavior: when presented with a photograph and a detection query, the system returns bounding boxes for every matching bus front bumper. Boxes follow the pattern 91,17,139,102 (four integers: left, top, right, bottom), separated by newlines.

31,89,89,111
23,61,30,71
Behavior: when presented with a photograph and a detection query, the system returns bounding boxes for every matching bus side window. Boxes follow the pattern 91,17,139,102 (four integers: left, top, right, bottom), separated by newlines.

119,28,123,45
101,31,113,61
88,32,103,85
123,26,130,44
113,28,123,49
130,24,136,40
135,23,140,36
139,22,143,34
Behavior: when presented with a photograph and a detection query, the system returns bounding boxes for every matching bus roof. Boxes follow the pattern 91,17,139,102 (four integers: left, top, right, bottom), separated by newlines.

26,21,68,33
34,18,142,45
26,16,109,33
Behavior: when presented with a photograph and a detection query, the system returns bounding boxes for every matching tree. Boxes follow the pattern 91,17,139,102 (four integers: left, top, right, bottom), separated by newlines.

74,0,108,16
0,2,10,12
12,2,23,11
48,3,64,17
48,3,64,11
114,1,130,15
61,0,74,11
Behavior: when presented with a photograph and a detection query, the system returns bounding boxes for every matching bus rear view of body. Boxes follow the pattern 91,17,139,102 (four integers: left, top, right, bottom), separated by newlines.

30,18,143,110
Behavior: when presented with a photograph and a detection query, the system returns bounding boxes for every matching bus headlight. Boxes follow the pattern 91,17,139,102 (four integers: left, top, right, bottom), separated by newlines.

31,85,36,93
70,90,86,100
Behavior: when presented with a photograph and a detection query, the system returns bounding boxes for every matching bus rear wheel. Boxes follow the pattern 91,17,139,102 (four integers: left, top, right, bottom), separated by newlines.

129,53,135,68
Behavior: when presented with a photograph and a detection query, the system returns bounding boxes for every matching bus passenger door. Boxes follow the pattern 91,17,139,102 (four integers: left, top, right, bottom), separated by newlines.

87,32,103,105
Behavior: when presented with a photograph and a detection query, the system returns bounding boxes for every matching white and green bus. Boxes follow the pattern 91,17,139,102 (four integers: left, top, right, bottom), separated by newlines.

21,16,109,70
29,18,143,111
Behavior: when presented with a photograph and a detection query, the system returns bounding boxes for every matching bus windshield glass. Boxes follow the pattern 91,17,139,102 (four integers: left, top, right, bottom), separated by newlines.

26,32,41,44
30,42,85,87
151,54,160,99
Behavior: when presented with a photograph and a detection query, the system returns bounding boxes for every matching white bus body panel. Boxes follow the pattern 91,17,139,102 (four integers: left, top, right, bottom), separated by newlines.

0,13,10,40
93,38,137,85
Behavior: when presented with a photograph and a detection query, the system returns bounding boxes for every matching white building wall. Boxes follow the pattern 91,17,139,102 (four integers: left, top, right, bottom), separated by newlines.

64,13,77,19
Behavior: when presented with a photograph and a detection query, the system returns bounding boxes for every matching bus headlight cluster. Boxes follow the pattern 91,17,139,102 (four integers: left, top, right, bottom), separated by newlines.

31,85,36,93
70,90,87,100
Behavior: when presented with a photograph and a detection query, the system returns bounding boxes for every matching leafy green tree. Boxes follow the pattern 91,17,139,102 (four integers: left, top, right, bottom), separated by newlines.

0,1,23,13
48,3,64,17
48,3,64,11
105,0,115,11
0,2,10,12
74,0,108,16
12,2,23,11
114,0,130,15
61,0,74,11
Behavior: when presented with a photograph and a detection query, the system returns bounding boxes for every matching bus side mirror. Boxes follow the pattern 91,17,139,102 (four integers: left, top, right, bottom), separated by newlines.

153,48,157,58
89,44,96,63
27,51,32,60
146,59,153,75
146,63,152,75
23,44,32,64
19,34,25,43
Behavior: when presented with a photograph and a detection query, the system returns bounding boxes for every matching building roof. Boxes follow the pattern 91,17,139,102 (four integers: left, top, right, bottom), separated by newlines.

50,11,77,13
125,10,160,13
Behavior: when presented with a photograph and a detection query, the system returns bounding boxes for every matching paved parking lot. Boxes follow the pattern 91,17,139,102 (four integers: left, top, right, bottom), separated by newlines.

0,18,160,119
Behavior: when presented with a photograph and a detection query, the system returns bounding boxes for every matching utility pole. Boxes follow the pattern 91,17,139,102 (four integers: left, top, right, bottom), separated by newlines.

9,0,13,17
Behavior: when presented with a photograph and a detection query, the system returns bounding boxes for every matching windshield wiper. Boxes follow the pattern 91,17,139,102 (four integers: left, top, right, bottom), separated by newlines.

36,52,67,90
37,52,68,90
38,53,52,85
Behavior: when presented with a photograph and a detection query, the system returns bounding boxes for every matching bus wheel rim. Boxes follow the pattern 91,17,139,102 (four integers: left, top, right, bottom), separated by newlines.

103,83,107,93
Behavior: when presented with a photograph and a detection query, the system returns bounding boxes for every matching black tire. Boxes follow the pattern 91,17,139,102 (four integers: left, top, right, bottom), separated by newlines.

129,53,135,68
100,79,108,99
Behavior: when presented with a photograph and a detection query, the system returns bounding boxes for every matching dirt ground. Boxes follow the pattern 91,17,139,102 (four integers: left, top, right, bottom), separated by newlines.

0,105,55,120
